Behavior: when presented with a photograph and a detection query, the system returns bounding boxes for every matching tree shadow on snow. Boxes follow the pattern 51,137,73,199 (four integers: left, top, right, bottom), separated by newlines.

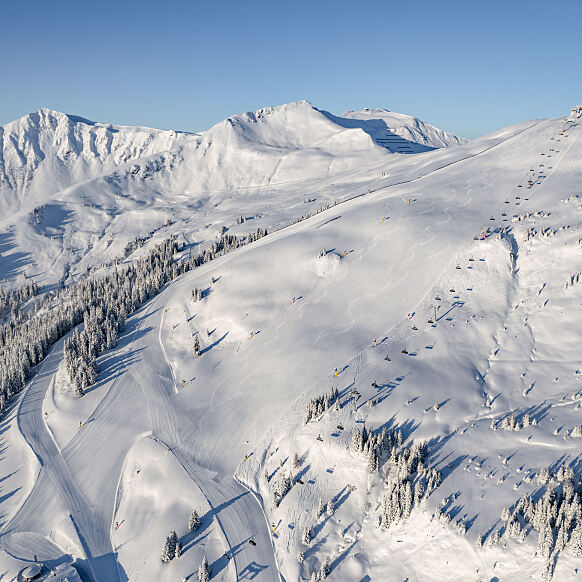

86,346,147,393
200,332,229,355
239,561,269,580
0,230,33,280
181,530,211,554
293,464,311,485
329,540,357,576
212,491,249,517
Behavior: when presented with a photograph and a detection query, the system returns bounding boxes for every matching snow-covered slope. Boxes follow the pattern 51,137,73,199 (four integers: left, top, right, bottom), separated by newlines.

0,108,194,212
340,107,467,152
0,101,463,289
3,104,580,582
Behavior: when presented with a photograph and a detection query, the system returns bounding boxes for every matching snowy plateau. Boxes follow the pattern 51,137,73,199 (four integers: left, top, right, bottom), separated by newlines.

0,100,581,582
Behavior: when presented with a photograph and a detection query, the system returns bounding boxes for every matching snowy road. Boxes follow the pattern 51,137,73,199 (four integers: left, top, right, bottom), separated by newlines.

2,336,119,581
1,291,280,581
128,295,280,582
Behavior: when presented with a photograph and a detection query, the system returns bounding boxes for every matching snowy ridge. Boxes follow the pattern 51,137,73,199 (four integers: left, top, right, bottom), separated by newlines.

0,101,464,290
340,107,467,151
0,108,194,211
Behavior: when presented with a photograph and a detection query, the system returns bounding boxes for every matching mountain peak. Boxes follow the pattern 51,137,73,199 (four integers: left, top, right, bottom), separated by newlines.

339,107,466,150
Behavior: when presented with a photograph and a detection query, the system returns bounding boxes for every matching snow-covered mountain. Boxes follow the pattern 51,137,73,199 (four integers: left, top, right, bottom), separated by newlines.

4,102,580,582
0,107,194,212
0,102,462,214
339,107,466,151
0,101,464,288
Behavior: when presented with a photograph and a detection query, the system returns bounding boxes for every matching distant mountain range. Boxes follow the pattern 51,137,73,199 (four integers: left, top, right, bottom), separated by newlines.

0,100,465,287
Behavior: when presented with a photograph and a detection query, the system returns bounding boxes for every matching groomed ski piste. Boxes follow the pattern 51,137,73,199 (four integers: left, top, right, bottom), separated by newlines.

0,103,581,581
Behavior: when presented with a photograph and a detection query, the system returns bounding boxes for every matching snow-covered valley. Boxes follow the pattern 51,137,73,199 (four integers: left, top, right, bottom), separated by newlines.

0,101,581,582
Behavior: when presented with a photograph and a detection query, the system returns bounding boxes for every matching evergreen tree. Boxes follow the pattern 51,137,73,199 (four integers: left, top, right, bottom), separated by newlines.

569,524,582,556
367,447,379,472
350,428,362,453
403,480,413,517
326,497,335,517
537,523,554,561
161,531,178,563
316,498,325,518
188,509,201,532
198,556,210,582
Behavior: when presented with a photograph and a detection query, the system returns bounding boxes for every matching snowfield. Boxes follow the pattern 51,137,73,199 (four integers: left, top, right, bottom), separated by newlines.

0,101,462,291
0,102,581,582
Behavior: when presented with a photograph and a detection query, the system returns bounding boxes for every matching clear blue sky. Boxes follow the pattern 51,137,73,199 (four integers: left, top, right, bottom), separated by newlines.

1,0,580,138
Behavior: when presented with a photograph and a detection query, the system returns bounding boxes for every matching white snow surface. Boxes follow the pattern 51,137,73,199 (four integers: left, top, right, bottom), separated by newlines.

340,107,467,151
0,103,581,582
0,101,462,290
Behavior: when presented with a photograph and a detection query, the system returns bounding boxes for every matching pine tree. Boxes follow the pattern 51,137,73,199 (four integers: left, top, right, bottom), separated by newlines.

302,526,312,545
487,530,500,547
569,524,582,556
161,531,178,563
319,557,330,579
316,498,325,518
350,428,362,453
367,447,379,472
538,467,550,485
194,335,201,356
198,556,210,582
403,480,413,517
326,497,335,517
537,523,554,561
188,509,201,532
